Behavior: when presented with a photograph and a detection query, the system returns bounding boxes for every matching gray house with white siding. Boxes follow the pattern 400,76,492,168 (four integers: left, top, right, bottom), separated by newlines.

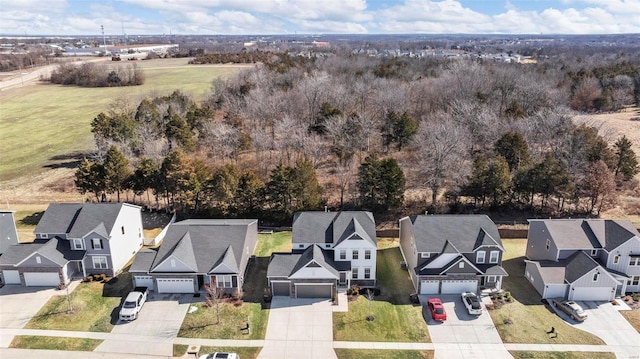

525,219,640,301
0,203,143,287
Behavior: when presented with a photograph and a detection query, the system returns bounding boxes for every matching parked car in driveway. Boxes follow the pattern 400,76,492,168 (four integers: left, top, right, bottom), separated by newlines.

461,291,482,315
119,287,148,321
427,297,447,322
199,353,239,359
552,298,588,321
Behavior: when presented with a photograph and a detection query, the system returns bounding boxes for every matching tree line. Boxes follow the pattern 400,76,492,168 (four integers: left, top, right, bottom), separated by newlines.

49,62,144,87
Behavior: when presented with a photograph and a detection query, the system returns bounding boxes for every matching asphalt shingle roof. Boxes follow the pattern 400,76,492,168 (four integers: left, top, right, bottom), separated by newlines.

267,244,349,278
292,211,376,246
409,215,503,253
529,219,639,251
0,211,19,253
0,238,84,267
130,249,158,272
34,203,83,234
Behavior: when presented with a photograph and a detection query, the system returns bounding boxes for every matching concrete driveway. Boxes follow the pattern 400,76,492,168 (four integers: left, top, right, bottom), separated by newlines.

258,296,336,359
94,292,192,356
0,282,81,347
420,295,512,359
558,300,640,358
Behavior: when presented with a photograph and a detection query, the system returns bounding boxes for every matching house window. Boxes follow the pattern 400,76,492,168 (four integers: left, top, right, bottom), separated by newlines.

614,255,620,264
630,257,640,266
365,250,371,260
487,275,496,283
489,251,500,264
325,244,331,248
298,244,305,249
72,238,83,250
592,272,599,282
36,256,41,264
458,262,464,268
364,268,371,279
546,239,550,250
629,276,640,286
93,256,108,269
339,250,346,260
41,234,48,239
216,275,233,288
170,259,176,268
352,250,359,260
121,226,125,235
591,249,597,256
421,252,430,258
352,267,358,279
476,251,486,264
91,238,102,250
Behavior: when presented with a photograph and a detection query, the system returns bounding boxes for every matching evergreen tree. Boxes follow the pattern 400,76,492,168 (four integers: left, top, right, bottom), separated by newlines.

357,154,405,211
75,158,105,202
614,136,639,181
103,145,131,202
132,157,158,205
494,131,530,172
381,111,418,151
233,170,264,216
291,157,323,211
164,106,195,152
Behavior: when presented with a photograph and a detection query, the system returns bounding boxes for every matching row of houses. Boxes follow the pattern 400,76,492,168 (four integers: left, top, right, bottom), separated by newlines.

1,203,639,303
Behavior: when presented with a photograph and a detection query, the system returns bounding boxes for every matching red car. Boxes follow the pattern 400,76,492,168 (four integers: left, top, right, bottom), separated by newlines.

427,298,447,322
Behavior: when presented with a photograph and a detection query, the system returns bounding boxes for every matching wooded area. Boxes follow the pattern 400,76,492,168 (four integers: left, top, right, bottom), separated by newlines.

74,52,640,223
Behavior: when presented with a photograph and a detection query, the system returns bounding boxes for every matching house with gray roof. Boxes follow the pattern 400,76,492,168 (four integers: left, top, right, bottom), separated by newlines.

267,211,377,298
0,203,143,287
399,215,507,295
129,219,258,294
524,219,640,301
0,210,19,255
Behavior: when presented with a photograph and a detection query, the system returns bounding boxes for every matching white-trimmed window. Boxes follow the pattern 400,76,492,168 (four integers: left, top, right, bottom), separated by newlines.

352,250,359,260
489,251,500,264
476,251,486,264
614,255,620,264
365,250,371,260
216,275,233,288
41,233,48,239
487,275,496,283
592,272,599,282
170,259,176,268
93,256,108,269
339,250,346,260
629,276,640,286
421,252,430,258
298,244,305,249
591,249,597,256
458,262,464,268
91,238,102,250
36,256,41,264
72,238,83,250
364,268,371,279
352,267,358,279
630,257,640,266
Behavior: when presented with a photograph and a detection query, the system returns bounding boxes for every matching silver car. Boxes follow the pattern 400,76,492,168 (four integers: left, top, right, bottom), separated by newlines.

552,298,588,321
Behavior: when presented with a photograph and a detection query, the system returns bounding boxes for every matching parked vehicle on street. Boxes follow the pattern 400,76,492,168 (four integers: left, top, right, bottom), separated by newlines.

427,297,447,322
119,286,148,321
552,298,588,321
199,353,239,359
461,291,483,315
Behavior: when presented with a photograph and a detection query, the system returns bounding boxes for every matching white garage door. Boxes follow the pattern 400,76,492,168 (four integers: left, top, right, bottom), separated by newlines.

420,280,439,294
3,270,21,284
570,287,614,301
156,278,194,293
134,276,155,291
24,272,60,287
441,280,478,294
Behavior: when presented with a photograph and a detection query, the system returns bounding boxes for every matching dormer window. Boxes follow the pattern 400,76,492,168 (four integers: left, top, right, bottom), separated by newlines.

591,249,597,256
489,251,499,264
72,238,83,250
476,251,486,264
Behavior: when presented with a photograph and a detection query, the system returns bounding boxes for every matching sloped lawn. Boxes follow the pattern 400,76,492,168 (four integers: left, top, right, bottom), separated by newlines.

254,231,292,257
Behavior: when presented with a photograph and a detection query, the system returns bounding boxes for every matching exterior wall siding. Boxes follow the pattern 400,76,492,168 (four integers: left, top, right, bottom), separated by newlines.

526,221,559,261
399,217,419,291
107,204,144,275
606,237,640,275
524,261,547,298
571,267,618,289
18,254,60,268
238,221,258,281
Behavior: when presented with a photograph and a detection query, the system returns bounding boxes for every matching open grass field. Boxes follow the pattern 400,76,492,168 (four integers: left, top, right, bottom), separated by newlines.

335,349,434,359
254,231,292,257
25,281,122,332
0,58,248,182
489,239,605,345
10,335,103,351
509,351,615,359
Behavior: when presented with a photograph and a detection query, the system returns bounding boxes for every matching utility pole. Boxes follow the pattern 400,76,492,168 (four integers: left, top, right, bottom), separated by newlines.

101,25,107,54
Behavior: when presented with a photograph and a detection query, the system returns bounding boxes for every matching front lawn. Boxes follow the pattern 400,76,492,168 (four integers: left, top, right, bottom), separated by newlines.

620,309,640,333
335,349,434,359
199,346,262,359
489,239,605,345
25,281,121,332
509,351,615,359
10,335,102,351
178,302,268,340
253,231,292,257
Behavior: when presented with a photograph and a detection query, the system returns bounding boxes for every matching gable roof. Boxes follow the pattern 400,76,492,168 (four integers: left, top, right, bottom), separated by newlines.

564,251,601,283
210,245,239,273
530,219,639,251
130,249,158,272
150,219,256,274
292,211,376,246
267,244,350,278
34,203,83,234
0,237,84,267
407,215,503,253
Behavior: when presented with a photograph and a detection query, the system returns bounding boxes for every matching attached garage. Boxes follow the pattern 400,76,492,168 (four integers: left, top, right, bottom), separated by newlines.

570,287,614,301
295,283,332,298
441,280,478,294
24,272,60,287
272,281,291,296
2,270,21,284
420,280,439,294
133,275,154,291
156,278,194,293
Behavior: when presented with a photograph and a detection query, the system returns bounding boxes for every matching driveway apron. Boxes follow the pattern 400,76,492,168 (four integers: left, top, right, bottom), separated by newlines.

564,301,640,359
94,293,192,356
421,295,513,359
259,296,336,359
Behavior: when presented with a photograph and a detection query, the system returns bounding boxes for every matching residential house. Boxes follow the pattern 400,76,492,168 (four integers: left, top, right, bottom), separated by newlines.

130,219,258,294
0,203,143,287
0,210,19,255
399,215,507,294
524,219,640,301
267,211,377,298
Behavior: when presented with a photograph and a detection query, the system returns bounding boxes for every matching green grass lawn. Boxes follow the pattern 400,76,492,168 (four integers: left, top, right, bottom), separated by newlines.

489,239,605,345
0,60,245,181
254,231,292,257
334,247,429,342
509,351,615,359
10,336,103,351
242,256,270,303
25,277,129,332
178,302,267,340
199,346,262,359
335,349,434,359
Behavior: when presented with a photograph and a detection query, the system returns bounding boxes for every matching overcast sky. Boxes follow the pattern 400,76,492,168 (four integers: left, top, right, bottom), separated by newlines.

1,0,639,36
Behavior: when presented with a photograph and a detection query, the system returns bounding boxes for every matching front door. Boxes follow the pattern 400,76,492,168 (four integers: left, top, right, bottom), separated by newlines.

339,272,347,285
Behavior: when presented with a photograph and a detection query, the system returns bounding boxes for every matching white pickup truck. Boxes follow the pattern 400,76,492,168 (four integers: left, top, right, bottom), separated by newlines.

119,287,148,321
